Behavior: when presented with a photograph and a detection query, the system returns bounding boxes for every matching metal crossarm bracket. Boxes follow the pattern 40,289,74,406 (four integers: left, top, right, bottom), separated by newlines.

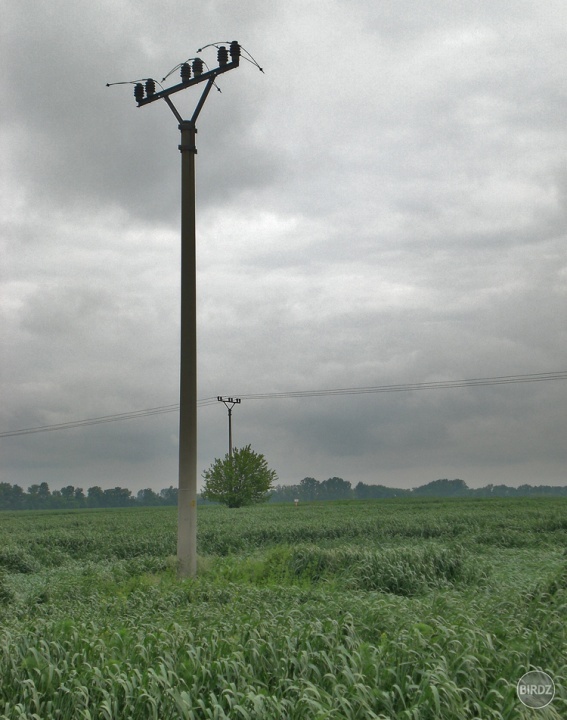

137,58,239,107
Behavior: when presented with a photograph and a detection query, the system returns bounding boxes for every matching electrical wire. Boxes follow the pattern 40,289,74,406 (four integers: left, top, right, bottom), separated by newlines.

195,42,264,72
1,371,566,439
235,371,567,400
106,78,164,91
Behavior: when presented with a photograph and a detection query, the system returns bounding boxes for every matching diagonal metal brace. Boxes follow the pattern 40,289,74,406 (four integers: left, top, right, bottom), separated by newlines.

165,77,216,144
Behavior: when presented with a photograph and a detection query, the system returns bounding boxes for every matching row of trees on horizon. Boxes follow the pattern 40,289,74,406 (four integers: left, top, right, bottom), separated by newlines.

0,477,566,512
270,477,567,502
0,482,180,511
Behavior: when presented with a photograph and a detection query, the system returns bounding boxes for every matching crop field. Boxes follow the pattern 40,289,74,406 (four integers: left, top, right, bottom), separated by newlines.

0,497,566,719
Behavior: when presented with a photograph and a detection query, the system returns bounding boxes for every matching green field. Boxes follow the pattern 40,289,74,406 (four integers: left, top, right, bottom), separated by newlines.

1,497,566,719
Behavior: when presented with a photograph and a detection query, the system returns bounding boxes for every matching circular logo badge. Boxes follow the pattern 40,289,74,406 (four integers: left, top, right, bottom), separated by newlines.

517,671,555,709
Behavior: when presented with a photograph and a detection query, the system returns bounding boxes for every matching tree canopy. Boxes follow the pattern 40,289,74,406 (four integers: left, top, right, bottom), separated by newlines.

201,445,277,508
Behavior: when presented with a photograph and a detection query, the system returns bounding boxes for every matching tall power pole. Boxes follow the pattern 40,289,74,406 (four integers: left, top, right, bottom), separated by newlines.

217,397,241,459
112,43,242,577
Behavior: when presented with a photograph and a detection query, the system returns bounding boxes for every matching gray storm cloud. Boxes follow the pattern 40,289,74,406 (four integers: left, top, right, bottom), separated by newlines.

1,0,566,491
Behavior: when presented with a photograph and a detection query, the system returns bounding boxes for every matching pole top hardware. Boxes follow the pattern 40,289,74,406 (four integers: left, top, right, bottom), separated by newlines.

135,42,241,108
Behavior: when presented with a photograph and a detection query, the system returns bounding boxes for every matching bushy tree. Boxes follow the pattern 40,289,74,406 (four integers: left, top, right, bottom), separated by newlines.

137,488,160,506
202,445,277,508
413,478,469,497
299,477,319,501
318,476,351,501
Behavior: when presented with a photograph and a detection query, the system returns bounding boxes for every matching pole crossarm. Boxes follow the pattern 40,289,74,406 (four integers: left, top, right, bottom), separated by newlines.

137,59,239,108
217,396,241,410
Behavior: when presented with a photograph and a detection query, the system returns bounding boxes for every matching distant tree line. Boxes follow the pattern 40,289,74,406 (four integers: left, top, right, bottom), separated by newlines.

268,477,567,503
0,482,179,511
1,477,566,511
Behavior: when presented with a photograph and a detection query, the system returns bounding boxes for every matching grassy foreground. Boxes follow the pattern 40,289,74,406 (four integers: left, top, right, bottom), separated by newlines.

0,497,566,719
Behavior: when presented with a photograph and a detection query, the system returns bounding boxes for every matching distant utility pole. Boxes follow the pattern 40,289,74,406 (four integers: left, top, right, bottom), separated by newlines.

217,397,241,459
113,42,242,578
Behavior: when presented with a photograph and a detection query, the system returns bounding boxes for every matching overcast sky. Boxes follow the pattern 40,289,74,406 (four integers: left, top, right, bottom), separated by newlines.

2,0,566,493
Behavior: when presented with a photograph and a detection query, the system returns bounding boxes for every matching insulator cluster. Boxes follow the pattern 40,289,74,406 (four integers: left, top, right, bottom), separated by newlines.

134,42,242,104
180,63,191,83
229,41,240,60
217,46,229,65
134,80,156,103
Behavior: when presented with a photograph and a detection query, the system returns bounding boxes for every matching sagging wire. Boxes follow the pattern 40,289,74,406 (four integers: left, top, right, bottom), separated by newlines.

240,46,265,73
106,78,164,91
197,41,265,73
3,371,567,439
161,58,202,83
161,57,223,93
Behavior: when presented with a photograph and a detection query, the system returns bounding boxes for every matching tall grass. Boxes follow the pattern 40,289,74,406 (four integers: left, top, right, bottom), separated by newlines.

0,498,566,718
1,497,565,561
261,543,488,595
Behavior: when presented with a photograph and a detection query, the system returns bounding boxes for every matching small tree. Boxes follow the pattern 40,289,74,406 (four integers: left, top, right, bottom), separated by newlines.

201,444,277,508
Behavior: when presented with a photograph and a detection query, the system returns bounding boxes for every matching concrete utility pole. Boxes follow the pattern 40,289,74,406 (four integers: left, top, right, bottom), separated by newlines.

122,43,241,578
217,397,241,459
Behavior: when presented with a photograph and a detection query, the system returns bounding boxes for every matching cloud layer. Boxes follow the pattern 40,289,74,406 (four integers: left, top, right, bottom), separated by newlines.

2,0,566,491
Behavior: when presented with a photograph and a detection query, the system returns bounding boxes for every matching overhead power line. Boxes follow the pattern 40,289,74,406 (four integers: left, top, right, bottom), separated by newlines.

1,370,566,439
236,371,567,400
0,404,181,438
